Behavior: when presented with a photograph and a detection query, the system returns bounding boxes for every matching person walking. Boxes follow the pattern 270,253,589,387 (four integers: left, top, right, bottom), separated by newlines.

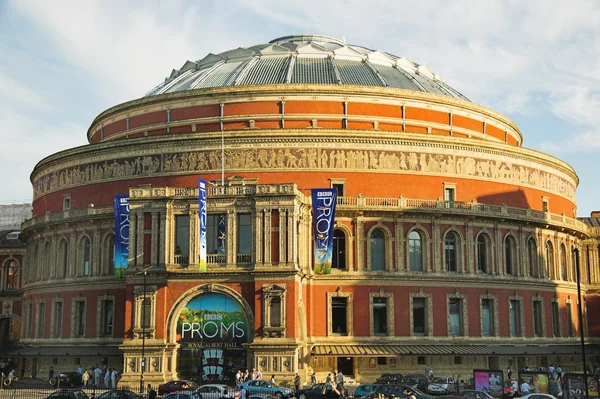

507,366,512,380
94,367,102,387
240,384,248,399
311,371,317,386
548,365,555,381
294,372,301,392
521,381,531,394
82,369,90,387
426,365,433,382
104,368,111,389
48,366,54,384
270,375,275,384
557,365,563,380
111,369,119,389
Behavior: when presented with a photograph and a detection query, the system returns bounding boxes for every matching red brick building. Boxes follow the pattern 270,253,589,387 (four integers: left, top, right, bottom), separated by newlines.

15,35,600,385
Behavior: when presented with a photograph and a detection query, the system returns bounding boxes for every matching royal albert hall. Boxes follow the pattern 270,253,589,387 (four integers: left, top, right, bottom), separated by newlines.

15,35,600,386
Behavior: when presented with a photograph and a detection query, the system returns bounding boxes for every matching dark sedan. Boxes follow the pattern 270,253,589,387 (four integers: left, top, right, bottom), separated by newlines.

376,374,404,385
296,383,346,399
51,372,83,387
97,390,143,399
158,380,200,395
369,384,432,399
44,389,89,399
402,375,430,392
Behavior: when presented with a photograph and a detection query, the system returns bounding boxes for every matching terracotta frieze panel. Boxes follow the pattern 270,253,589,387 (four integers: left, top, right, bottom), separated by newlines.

33,146,576,201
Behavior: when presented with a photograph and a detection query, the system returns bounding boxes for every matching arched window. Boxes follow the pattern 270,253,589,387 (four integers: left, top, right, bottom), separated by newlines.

505,235,517,276
106,235,116,276
59,240,69,278
477,234,491,273
571,246,577,282
370,229,386,271
560,244,567,280
546,241,555,279
332,229,346,270
36,243,43,281
528,238,538,277
82,237,91,276
4,260,19,290
444,231,458,272
408,230,423,272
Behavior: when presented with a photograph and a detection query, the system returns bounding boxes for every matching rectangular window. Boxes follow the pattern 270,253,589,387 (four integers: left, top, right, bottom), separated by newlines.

454,356,463,365
417,356,426,365
270,298,281,327
373,297,388,335
37,302,45,338
75,301,86,337
413,298,427,335
63,195,71,211
175,215,190,264
566,303,575,337
237,213,252,255
27,302,33,338
533,301,543,337
332,183,345,197
332,297,348,335
444,187,455,202
101,300,114,336
551,302,561,337
482,299,493,336
449,298,463,336
510,300,521,336
207,214,227,254
54,302,63,338
377,357,386,365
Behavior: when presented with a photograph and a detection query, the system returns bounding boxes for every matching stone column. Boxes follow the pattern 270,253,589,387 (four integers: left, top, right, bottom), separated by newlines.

151,211,159,266
279,209,287,264
69,228,77,277
538,230,545,279
264,209,272,265
465,221,473,274
495,223,503,276
93,226,100,275
433,218,441,273
255,210,263,265
395,219,404,272
355,216,364,271
288,208,295,266
189,209,198,267
136,211,145,267
519,226,527,277
50,233,57,279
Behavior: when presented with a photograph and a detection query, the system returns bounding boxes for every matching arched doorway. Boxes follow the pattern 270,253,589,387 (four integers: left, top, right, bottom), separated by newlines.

169,286,253,384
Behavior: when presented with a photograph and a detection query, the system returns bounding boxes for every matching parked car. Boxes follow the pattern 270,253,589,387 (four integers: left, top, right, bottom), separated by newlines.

427,376,456,395
402,375,430,392
369,384,430,399
296,382,346,399
458,390,494,399
355,384,380,398
197,383,238,399
162,392,202,399
52,372,83,387
548,381,563,398
519,394,558,399
238,379,295,399
158,380,200,396
462,378,475,391
376,374,404,385
44,389,89,399
97,390,142,399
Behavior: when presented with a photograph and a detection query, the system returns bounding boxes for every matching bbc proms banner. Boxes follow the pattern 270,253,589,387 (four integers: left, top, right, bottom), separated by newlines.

312,188,337,275
113,194,129,279
198,178,207,272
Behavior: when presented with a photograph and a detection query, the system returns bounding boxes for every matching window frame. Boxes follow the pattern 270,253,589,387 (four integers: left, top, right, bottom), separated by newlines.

508,296,524,337
369,292,394,337
410,292,433,337
527,237,538,278
96,294,116,338
367,226,389,271
407,229,425,272
447,292,468,337
327,291,353,336
71,298,87,338
480,294,498,337
50,298,64,339
504,234,518,276
36,300,46,338
443,230,461,273
133,285,157,339
551,299,562,337
262,284,286,338
532,297,545,338
332,228,348,271
476,232,492,274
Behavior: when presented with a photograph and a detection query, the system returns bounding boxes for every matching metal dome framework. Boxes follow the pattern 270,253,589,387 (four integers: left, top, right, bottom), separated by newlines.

145,35,469,101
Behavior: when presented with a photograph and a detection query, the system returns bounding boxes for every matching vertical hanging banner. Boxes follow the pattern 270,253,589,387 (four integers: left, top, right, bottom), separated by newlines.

113,194,130,279
217,214,227,254
312,188,337,275
198,178,208,272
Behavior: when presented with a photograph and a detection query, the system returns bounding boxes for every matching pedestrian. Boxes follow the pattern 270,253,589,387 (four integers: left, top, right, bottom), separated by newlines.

557,365,563,380
311,371,317,385
82,369,90,386
521,380,531,394
257,369,263,380
511,380,518,396
294,372,301,391
48,366,54,382
236,370,242,384
270,374,275,384
94,367,102,387
548,365,555,381
104,368,111,389
148,383,157,399
240,384,248,399
426,365,433,382
538,364,545,372
111,369,119,389
507,366,512,380
77,365,83,376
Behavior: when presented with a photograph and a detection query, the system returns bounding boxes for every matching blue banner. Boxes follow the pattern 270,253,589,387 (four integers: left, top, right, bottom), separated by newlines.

198,179,208,272
113,194,130,279
217,214,226,254
312,189,337,274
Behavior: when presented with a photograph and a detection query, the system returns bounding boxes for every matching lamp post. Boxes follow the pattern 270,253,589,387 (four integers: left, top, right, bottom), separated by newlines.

573,247,589,399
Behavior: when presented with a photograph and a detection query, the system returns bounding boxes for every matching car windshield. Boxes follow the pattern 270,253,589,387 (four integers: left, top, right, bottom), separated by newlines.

403,377,418,383
432,377,445,383
377,385,406,395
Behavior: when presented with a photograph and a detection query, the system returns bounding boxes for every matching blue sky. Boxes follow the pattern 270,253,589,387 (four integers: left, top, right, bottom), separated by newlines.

1,0,599,216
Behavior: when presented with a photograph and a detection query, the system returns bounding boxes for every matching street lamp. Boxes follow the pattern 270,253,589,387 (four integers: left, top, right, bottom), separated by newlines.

573,247,589,399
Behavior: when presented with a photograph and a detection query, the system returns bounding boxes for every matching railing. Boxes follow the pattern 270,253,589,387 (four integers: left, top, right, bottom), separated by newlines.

236,254,252,263
207,254,226,264
174,254,189,265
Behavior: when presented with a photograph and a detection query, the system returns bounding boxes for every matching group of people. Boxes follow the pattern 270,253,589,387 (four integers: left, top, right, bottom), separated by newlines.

48,364,120,389
235,368,264,385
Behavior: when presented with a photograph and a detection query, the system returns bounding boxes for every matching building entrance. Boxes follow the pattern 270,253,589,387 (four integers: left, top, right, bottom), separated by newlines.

337,357,353,377
176,290,251,385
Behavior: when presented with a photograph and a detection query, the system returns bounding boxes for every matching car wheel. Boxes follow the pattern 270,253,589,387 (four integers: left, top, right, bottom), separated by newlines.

299,394,307,399
275,392,284,399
